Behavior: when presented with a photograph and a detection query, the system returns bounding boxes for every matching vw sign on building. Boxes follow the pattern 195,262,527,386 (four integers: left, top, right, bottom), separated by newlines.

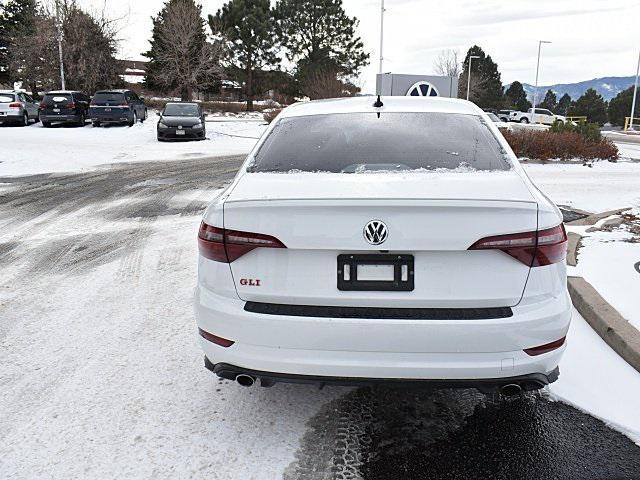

376,73,458,98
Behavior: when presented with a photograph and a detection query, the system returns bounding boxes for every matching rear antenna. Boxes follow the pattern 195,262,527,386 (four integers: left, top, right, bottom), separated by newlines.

373,95,384,108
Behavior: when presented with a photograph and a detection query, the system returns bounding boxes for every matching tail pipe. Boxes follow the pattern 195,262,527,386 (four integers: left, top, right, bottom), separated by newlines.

235,374,256,387
500,383,523,397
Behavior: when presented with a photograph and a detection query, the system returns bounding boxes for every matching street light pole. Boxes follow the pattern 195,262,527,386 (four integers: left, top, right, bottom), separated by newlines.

55,0,66,90
629,49,640,131
532,40,551,123
378,0,385,75
466,55,480,101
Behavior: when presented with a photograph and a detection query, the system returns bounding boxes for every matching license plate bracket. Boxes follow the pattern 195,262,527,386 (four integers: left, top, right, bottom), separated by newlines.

337,254,414,291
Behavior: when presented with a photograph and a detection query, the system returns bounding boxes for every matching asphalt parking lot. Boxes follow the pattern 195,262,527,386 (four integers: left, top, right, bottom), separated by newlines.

1,155,639,479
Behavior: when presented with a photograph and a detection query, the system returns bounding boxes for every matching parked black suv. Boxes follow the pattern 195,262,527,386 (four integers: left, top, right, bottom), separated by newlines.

39,91,90,127
89,90,147,127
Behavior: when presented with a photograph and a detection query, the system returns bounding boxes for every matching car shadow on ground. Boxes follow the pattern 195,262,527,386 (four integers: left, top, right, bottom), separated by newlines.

283,386,640,480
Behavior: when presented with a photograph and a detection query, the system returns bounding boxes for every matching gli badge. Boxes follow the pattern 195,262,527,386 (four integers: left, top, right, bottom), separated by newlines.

240,278,261,287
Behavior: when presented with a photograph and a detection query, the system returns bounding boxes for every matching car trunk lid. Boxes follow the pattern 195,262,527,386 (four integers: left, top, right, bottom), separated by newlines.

219,172,538,308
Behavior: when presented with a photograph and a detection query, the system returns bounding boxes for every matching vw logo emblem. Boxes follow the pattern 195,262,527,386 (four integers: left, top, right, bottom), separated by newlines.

363,220,388,245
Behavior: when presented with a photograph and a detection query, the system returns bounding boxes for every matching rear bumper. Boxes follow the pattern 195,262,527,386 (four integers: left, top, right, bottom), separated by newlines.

40,114,80,123
207,359,559,391
89,110,132,123
195,286,571,382
0,112,24,122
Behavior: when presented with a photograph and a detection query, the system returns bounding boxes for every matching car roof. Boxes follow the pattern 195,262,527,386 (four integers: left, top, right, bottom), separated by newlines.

46,90,81,94
165,101,198,105
280,96,485,118
94,89,129,94
0,90,19,94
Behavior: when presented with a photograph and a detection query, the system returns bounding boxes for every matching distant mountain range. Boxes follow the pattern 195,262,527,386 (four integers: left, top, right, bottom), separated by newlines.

505,76,637,102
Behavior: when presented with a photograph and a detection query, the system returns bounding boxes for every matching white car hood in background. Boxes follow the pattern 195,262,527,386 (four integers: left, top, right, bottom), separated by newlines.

227,170,536,203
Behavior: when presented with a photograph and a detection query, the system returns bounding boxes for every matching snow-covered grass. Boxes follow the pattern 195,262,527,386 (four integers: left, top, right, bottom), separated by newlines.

523,159,640,212
0,112,266,177
566,211,640,330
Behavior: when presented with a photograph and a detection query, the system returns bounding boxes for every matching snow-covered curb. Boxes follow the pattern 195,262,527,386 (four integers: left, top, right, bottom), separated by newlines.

565,211,640,374
567,277,640,374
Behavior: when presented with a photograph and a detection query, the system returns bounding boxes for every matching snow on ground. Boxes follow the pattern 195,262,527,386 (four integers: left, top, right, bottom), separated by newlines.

0,209,346,479
550,308,640,443
523,159,640,212
617,141,640,160
0,112,266,177
567,218,640,330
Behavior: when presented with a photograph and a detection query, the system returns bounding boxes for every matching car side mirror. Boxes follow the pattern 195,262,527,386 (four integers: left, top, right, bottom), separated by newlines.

203,113,208,117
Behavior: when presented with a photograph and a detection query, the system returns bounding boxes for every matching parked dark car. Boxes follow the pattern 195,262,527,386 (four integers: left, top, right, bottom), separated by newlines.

89,89,147,127
39,91,90,127
157,102,206,141
0,90,40,126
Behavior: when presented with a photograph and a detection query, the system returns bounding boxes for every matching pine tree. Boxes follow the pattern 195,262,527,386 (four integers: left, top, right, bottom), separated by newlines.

569,88,608,125
608,86,640,126
210,0,279,111
459,46,503,109
145,0,223,100
556,93,572,116
539,89,557,111
0,0,39,87
274,0,369,84
504,81,531,111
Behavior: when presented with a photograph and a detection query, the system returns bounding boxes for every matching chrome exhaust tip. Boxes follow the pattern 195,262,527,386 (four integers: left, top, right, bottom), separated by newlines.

500,383,523,397
236,374,256,387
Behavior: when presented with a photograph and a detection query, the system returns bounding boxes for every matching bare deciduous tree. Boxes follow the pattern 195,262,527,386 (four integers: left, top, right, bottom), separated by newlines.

145,0,223,100
433,49,461,77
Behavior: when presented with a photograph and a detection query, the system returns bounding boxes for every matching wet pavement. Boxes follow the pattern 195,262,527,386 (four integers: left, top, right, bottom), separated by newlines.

287,387,640,480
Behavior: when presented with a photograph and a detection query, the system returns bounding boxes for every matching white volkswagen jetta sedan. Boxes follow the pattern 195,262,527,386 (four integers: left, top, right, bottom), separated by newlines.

195,96,570,394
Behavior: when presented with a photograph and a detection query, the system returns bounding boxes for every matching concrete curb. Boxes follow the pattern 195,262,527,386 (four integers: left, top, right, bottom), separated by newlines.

568,277,640,374
567,207,630,226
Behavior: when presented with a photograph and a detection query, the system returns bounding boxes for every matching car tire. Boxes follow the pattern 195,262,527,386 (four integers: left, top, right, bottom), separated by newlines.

42,121,51,128
34,112,40,123
77,113,85,127
141,109,147,122
129,111,137,127
92,121,101,128
22,113,29,126
520,118,529,124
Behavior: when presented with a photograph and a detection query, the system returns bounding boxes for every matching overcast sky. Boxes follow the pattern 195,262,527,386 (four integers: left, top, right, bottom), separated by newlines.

79,0,640,93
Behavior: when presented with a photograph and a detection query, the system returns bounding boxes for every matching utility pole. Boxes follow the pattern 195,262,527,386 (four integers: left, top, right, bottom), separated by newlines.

466,55,479,101
532,40,551,123
378,0,385,74
55,0,66,90
629,49,640,131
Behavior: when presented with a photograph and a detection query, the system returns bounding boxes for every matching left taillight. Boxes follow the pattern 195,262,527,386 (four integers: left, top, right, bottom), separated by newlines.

468,224,567,267
8,102,22,108
198,221,286,263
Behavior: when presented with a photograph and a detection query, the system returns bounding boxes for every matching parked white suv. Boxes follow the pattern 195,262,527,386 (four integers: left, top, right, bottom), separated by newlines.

195,97,571,394
510,108,567,125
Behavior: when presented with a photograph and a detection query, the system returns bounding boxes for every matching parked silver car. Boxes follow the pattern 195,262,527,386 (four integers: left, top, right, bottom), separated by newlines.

0,90,40,126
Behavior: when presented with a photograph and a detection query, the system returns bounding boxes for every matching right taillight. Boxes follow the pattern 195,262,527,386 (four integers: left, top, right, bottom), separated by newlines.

468,224,567,267
198,222,286,263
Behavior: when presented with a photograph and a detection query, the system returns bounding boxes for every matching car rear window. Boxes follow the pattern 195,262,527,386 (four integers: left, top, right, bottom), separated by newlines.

43,94,72,104
163,103,199,116
92,92,125,103
250,112,512,173
0,94,15,103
